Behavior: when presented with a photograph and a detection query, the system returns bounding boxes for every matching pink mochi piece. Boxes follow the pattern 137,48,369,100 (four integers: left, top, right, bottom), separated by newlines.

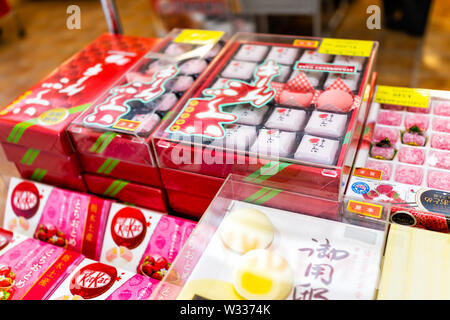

316,89,354,113
404,114,429,131
402,131,426,146
431,133,450,150
432,117,450,133
377,111,403,126
381,104,404,111
394,165,424,186
373,126,399,144
365,160,393,180
428,150,450,170
279,91,313,108
427,170,450,190
370,145,395,160
398,147,425,165
433,101,450,116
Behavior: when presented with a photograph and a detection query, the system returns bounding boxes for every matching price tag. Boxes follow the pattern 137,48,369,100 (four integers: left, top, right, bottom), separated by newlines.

374,85,430,108
318,38,373,57
293,39,319,49
347,200,383,219
353,167,383,180
174,29,224,45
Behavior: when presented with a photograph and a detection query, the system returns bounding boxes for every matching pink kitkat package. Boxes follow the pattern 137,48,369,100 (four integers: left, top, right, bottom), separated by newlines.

99,203,196,282
47,258,158,300
0,228,83,300
2,177,112,260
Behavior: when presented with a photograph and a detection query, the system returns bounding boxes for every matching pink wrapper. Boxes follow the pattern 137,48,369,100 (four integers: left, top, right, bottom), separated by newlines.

406,106,430,113
402,131,426,146
398,147,425,165
433,101,450,116
427,170,450,190
394,165,424,186
381,104,404,111
431,133,450,150
105,274,159,300
373,126,399,144
370,145,395,160
365,159,393,180
432,117,450,133
377,111,403,126
428,150,450,170
404,114,429,131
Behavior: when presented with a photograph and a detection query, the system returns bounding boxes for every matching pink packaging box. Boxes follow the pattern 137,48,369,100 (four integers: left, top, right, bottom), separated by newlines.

47,257,159,300
0,228,84,300
2,177,112,260
100,203,196,282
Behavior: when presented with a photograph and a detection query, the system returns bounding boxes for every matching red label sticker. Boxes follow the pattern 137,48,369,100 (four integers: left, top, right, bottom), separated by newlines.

353,167,383,180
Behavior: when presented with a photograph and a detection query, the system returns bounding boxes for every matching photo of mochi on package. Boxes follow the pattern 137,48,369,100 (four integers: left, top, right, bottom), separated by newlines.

99,203,196,282
2,177,112,260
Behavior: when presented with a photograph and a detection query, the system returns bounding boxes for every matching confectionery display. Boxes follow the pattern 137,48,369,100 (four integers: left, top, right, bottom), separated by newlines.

0,28,449,301
68,29,226,197
151,195,387,300
0,34,158,192
347,86,450,234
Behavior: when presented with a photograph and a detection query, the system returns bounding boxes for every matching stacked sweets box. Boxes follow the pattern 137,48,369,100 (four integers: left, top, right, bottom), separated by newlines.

1,177,197,278
151,32,379,218
67,29,226,210
2,177,113,260
0,228,161,300
0,34,158,192
151,174,390,300
347,86,450,233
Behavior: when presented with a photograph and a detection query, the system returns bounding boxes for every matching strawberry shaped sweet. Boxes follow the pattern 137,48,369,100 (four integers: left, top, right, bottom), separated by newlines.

0,286,15,300
34,224,67,248
0,265,16,289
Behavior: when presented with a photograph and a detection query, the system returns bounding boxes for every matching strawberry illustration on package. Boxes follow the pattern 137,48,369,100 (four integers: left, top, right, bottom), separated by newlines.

100,203,196,283
0,228,84,300
3,177,113,259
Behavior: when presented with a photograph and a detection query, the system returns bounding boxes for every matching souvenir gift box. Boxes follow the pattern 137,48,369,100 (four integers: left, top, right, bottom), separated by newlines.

151,174,390,300
347,86,450,233
152,33,379,201
0,228,84,300
2,177,112,260
68,29,226,190
99,203,196,281
0,34,158,191
83,173,168,212
377,224,449,300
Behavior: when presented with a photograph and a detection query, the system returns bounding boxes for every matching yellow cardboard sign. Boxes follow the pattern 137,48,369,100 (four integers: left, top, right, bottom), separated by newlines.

374,85,430,109
318,38,373,57
174,29,224,45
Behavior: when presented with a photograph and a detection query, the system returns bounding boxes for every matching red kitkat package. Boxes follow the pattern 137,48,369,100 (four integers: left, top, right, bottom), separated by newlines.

0,34,159,155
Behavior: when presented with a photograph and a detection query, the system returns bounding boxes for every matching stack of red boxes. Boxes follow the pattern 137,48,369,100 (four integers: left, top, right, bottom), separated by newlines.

67,29,226,213
151,33,379,219
0,34,158,192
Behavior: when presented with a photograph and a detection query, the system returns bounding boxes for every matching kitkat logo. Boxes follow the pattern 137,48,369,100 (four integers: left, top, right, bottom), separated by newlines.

111,207,147,249
70,263,117,299
11,182,40,219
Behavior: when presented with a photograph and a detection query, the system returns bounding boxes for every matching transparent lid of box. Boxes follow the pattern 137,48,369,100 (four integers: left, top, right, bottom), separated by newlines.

150,174,390,300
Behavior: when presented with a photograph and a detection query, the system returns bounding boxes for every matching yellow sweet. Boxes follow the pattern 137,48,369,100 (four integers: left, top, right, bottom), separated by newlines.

219,208,274,254
233,249,293,300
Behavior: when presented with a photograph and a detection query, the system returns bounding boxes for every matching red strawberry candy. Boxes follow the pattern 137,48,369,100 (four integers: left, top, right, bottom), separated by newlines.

151,272,163,281
154,257,169,271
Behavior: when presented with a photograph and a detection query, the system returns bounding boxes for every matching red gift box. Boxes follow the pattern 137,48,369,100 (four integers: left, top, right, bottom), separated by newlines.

15,163,87,192
152,33,379,201
83,173,167,213
77,152,162,187
160,167,224,198
0,34,159,155
3,142,82,176
166,189,213,219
